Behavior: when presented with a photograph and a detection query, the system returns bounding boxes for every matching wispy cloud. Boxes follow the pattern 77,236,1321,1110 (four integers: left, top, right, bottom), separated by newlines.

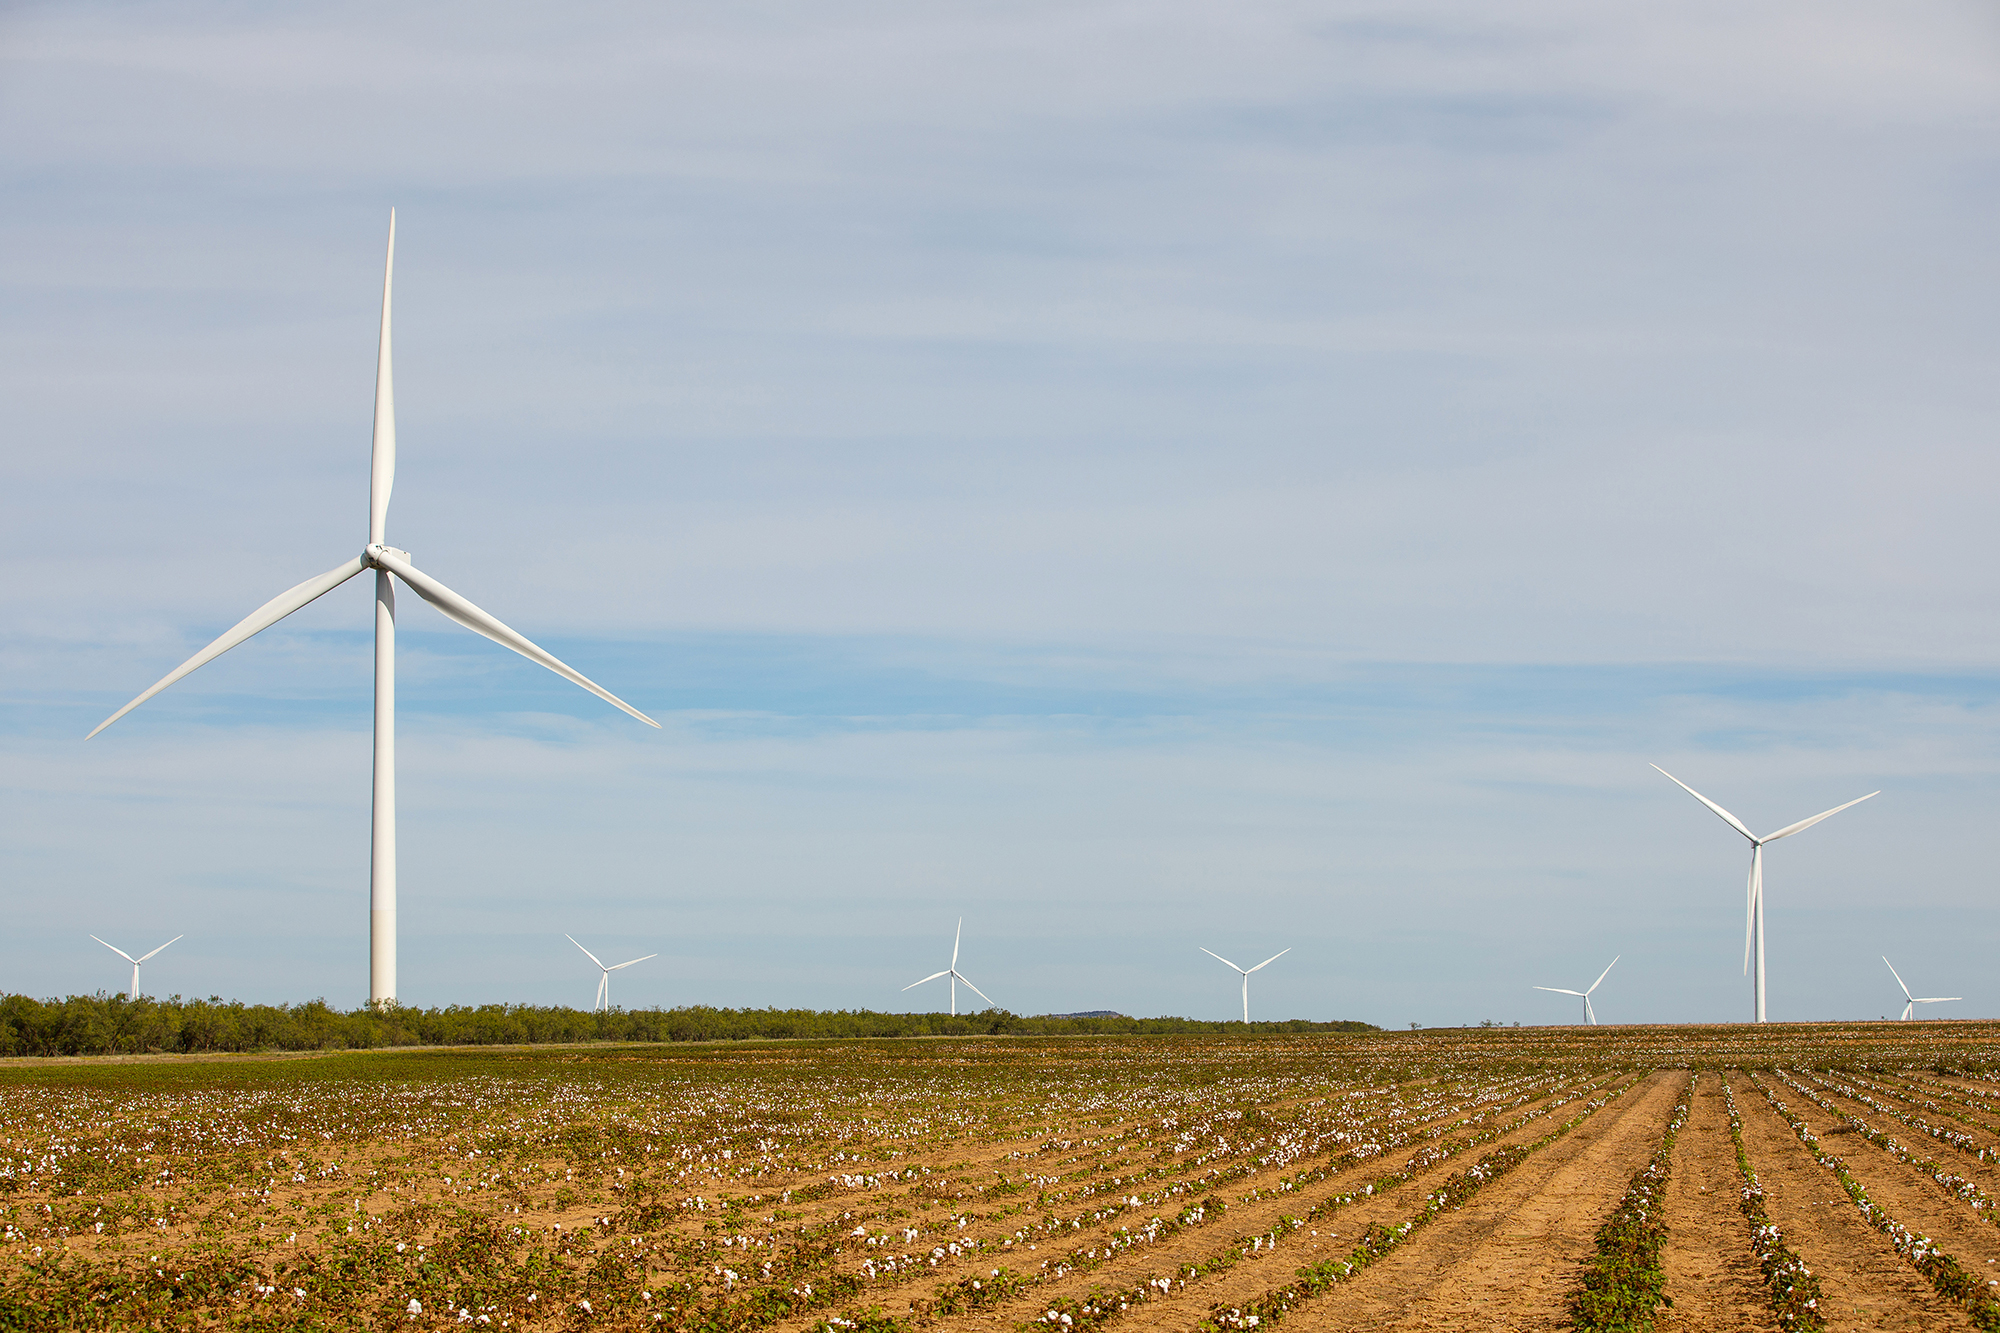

3,1,1997,1022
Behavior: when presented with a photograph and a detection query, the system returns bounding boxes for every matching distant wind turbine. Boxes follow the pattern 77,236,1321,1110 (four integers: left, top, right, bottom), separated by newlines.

903,919,991,1016
1533,955,1620,1025
1883,957,1960,1022
1201,947,1289,1024
1652,765,1877,1023
91,934,183,1000
566,935,657,1013
86,214,659,1008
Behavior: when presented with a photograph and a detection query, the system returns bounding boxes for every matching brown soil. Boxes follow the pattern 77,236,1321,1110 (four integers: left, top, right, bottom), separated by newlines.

1843,1073,2000,1166
1776,1079,2000,1269
1735,1076,1976,1331
1223,1070,1680,1332
908,1074,1622,1333
1655,1076,1777,1333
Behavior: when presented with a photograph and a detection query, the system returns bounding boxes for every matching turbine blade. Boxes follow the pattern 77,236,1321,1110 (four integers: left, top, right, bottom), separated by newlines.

369,209,396,546
87,557,369,739
375,551,659,727
134,935,184,964
89,936,137,964
606,954,658,971
1743,845,1759,976
566,934,607,970
953,917,962,969
1247,948,1291,973
1587,955,1620,995
1532,987,1586,996
1762,791,1879,842
1883,956,1912,1001
1651,764,1757,842
903,970,951,991
955,972,994,1007
1916,997,1963,1004
1200,947,1244,973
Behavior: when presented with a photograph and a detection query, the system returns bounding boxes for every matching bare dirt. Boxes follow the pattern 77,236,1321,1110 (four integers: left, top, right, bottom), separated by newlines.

1735,1076,1976,1331
913,1074,1621,1333
1655,1076,1777,1333
1253,1071,1680,1332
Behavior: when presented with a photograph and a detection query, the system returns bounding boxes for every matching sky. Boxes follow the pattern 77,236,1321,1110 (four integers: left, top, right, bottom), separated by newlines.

3,1,1998,1027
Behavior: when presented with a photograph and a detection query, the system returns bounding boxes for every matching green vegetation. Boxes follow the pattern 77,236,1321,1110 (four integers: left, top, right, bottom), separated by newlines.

0,994,1376,1057
1567,1073,1695,1332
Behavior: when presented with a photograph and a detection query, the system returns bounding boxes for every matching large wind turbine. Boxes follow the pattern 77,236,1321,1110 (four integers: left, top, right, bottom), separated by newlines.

1652,764,1877,1023
1201,946,1289,1024
1532,955,1619,1026
902,919,992,1016
91,934,182,1000
1883,957,1960,1022
86,214,659,1006
566,935,658,1012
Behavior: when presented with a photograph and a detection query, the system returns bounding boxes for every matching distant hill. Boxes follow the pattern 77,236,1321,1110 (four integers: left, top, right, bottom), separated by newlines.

1041,1010,1125,1019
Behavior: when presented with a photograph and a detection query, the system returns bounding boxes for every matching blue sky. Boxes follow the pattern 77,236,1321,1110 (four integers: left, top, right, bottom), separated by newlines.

4,1,1999,1025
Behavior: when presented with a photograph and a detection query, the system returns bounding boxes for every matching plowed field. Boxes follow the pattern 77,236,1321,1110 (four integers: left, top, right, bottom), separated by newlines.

6,1023,2000,1330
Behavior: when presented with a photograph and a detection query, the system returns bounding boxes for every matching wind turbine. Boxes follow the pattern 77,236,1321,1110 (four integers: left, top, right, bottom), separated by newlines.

1652,764,1877,1023
566,935,658,1012
1883,957,1960,1022
902,918,992,1016
85,214,659,1006
91,934,183,1000
1532,955,1619,1025
1201,946,1289,1024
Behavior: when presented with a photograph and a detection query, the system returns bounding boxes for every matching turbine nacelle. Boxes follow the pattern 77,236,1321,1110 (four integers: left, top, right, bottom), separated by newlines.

1201,945,1289,1024
1652,764,1877,1023
90,933,183,1000
1532,955,1618,1025
1883,957,1960,1022
902,918,992,1017
87,213,661,1005
568,935,657,1013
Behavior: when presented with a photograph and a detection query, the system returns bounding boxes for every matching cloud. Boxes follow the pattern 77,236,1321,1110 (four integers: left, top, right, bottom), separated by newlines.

3,1,1998,1021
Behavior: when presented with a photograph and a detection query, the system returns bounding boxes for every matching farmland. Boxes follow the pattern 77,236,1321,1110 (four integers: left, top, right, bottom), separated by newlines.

5,1025,2000,1330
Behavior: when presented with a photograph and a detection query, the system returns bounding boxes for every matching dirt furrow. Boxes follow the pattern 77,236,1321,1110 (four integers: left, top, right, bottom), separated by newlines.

1862,1072,2000,1159
775,1076,1594,1333
1655,1075,1775,1333
1806,1077,2000,1196
1290,1069,1675,1332
1736,1077,1976,1331
1778,1080,2000,1267
1088,1064,1664,1328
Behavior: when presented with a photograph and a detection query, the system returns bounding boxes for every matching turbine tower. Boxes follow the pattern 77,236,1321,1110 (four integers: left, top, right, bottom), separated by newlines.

902,918,992,1016
87,214,659,1006
1883,957,1960,1022
1652,764,1876,1023
1532,955,1619,1025
1201,946,1289,1024
567,935,658,1012
90,934,182,1000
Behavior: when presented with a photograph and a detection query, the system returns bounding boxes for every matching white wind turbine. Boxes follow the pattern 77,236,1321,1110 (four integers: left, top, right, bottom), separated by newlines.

86,214,659,1006
1652,764,1877,1024
902,918,992,1016
1532,955,1619,1026
1201,947,1289,1024
567,935,658,1013
91,934,183,1000
1883,957,1960,1022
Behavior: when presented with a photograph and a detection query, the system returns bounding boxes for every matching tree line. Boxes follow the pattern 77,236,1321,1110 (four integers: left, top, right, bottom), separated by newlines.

0,994,1377,1057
